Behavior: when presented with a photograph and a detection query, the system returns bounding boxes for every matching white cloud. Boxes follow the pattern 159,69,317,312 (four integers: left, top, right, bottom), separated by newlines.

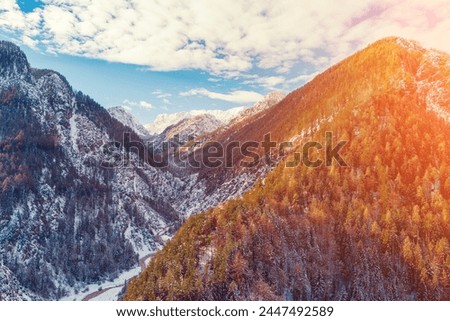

1,0,450,78
139,100,153,109
123,99,153,110
0,0,42,43
151,90,172,106
152,90,172,99
21,35,38,48
180,88,263,104
242,76,285,90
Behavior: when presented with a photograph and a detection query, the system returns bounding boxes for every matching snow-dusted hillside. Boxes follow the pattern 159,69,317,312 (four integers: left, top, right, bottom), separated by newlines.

108,106,152,139
0,265,41,301
0,41,181,300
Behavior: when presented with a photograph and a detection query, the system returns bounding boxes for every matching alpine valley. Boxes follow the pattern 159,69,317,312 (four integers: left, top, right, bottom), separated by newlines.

0,40,284,300
1,37,450,301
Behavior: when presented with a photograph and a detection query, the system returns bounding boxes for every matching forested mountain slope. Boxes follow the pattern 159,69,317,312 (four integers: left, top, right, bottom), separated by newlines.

0,41,181,299
124,37,450,301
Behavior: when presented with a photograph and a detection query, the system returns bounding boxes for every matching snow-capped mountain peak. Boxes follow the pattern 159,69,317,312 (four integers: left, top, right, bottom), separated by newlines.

229,91,286,124
108,106,151,139
144,91,286,137
144,106,245,135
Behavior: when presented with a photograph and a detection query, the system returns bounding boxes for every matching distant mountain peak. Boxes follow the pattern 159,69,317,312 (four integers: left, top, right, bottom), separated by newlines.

145,91,286,137
108,106,151,139
228,90,286,125
145,107,245,135
264,90,286,99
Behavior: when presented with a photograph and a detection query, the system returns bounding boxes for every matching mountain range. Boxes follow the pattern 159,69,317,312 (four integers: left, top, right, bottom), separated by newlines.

1,37,449,301
144,107,245,136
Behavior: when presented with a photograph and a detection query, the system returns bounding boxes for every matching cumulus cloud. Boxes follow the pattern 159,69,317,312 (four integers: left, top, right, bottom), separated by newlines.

123,99,153,110
152,90,172,99
1,0,449,79
242,76,286,90
180,88,263,104
151,89,172,106
139,101,153,109
0,0,42,45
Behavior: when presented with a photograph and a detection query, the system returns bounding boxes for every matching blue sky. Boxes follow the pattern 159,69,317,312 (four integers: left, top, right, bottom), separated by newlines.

1,0,449,124
18,44,243,123
16,0,44,12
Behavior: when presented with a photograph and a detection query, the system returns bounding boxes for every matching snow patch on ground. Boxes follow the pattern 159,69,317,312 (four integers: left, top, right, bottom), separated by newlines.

69,112,79,153
89,286,124,301
60,251,155,301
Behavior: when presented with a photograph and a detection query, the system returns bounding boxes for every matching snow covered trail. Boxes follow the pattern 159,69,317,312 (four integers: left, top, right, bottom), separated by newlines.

81,253,155,301
82,285,122,301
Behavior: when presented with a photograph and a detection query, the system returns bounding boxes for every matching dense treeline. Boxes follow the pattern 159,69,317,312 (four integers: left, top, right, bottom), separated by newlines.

0,93,140,298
